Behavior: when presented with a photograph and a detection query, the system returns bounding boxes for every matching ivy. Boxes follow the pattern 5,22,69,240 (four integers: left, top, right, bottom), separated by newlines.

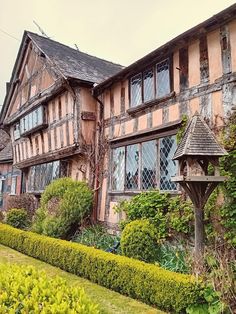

177,114,188,143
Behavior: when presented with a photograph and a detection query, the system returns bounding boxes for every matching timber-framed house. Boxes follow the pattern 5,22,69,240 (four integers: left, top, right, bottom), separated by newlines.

1,4,236,229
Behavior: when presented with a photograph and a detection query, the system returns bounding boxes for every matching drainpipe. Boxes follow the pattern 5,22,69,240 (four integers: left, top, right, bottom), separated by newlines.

91,87,104,222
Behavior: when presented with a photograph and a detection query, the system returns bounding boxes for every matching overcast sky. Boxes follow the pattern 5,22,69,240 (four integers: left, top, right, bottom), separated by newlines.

0,0,235,109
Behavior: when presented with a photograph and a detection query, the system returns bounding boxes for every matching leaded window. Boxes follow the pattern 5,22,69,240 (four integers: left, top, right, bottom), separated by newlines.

111,147,125,191
27,160,65,193
143,69,154,102
111,135,177,192
141,140,157,189
156,59,170,97
129,58,171,107
159,136,177,191
126,144,139,190
20,106,45,135
130,74,142,107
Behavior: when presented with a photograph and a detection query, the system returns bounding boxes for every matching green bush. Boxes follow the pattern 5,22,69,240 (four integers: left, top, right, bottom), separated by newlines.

121,220,159,263
73,224,120,252
0,223,205,313
33,178,93,239
0,263,99,313
6,193,38,219
5,208,30,230
115,191,194,241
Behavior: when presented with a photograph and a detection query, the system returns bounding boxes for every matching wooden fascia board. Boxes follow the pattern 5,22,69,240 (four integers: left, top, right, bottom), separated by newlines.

13,145,83,169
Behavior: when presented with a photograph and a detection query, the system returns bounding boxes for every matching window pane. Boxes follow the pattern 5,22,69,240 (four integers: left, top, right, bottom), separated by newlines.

141,140,157,189
130,74,142,107
159,135,177,191
111,147,125,190
126,144,139,190
10,177,17,195
37,106,43,125
28,113,33,130
32,110,38,127
143,69,154,102
156,59,170,97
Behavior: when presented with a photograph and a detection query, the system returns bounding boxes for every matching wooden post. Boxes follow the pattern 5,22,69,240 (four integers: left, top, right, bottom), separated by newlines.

194,206,205,272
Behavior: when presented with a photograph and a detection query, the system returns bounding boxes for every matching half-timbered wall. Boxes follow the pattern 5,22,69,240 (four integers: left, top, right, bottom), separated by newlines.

5,40,97,194
98,21,236,229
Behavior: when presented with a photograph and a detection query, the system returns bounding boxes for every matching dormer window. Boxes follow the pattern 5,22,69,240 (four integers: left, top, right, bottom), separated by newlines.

130,58,171,108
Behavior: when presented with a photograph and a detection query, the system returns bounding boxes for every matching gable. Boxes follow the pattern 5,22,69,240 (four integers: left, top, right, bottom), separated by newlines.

6,41,56,119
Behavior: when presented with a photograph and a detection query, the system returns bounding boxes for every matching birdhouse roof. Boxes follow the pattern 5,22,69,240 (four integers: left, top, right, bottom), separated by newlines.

173,113,228,160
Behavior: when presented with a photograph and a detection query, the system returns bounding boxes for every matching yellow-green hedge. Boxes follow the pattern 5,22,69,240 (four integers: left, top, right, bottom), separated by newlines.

0,223,203,313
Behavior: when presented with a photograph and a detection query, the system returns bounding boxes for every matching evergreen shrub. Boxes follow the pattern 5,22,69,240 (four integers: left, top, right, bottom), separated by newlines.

5,208,30,230
121,220,159,262
33,178,93,238
0,223,205,313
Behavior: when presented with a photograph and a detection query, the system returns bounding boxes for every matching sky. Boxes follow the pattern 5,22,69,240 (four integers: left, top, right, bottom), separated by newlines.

0,0,235,109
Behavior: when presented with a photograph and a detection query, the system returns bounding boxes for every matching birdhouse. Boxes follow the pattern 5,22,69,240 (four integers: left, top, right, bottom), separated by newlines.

172,112,228,266
172,112,227,209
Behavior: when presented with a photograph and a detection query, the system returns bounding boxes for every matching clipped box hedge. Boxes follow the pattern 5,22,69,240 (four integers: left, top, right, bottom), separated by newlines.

0,223,203,313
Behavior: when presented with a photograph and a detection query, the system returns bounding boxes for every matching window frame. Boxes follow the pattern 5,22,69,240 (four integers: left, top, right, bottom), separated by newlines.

27,160,68,194
129,58,172,108
110,131,178,193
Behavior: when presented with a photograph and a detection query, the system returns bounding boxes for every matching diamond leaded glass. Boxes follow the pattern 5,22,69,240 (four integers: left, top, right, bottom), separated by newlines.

126,144,139,190
143,69,154,102
141,140,157,189
27,160,60,192
156,59,170,98
111,147,125,190
159,135,177,191
130,74,142,107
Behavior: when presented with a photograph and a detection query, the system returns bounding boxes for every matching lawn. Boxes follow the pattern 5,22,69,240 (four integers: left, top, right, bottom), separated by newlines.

0,244,166,314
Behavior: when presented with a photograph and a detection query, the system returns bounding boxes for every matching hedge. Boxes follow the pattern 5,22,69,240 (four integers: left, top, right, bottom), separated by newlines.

0,223,203,313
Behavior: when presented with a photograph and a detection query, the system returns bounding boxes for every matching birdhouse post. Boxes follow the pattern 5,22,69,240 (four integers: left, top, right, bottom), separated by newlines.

172,113,227,271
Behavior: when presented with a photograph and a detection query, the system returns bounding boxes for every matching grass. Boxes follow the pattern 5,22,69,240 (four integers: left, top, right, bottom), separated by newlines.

0,244,166,314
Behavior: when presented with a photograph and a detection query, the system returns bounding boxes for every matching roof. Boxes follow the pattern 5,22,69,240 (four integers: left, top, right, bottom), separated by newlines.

0,129,10,151
0,142,13,162
94,3,236,95
27,32,124,84
0,31,124,125
173,113,227,160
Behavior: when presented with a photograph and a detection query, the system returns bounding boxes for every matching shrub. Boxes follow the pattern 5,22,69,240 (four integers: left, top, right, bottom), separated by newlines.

121,220,159,263
115,191,170,239
5,208,30,229
0,223,205,313
6,193,38,219
115,191,194,241
0,263,99,313
33,178,93,239
73,224,120,252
